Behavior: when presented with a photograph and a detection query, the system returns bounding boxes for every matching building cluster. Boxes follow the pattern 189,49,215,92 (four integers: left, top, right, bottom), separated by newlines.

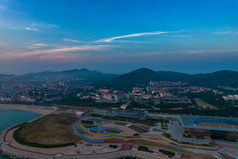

0,75,233,109
78,88,127,103
91,108,145,119
179,115,238,142
149,81,189,87
218,86,238,91
75,80,223,109
130,82,204,103
26,89,64,102
223,95,238,101
0,77,93,103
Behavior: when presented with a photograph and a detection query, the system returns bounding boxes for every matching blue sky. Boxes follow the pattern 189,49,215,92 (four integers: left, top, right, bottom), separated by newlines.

0,0,238,74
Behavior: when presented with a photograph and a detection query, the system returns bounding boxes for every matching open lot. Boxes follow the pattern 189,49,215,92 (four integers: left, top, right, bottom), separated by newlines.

194,98,217,109
16,113,80,146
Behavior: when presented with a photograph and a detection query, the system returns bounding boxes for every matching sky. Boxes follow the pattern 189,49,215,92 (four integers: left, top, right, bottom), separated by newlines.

0,0,238,74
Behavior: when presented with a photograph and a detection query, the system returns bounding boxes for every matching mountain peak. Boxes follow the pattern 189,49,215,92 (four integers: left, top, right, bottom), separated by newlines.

213,70,238,74
105,68,167,90
80,68,90,72
62,68,90,73
130,68,155,74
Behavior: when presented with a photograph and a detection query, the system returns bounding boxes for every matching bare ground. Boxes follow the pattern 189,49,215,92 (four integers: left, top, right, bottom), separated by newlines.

17,113,80,145
194,98,217,109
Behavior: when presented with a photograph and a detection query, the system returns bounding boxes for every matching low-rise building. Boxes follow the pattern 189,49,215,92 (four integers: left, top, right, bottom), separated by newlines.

179,115,238,142
223,95,238,101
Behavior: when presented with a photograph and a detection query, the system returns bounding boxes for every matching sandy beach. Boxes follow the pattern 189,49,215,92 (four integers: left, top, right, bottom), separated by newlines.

0,104,55,115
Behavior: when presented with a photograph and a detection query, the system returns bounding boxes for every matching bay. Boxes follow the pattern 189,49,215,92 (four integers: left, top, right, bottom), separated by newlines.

0,108,41,159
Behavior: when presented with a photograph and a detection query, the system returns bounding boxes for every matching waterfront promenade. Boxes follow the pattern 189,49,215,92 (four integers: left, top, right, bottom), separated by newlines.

0,126,165,159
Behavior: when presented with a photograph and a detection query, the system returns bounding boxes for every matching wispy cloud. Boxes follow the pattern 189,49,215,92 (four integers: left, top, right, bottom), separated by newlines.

31,23,59,28
162,34,192,38
38,53,83,62
25,43,49,49
25,27,39,31
48,24,59,28
184,48,238,54
111,48,238,58
63,38,81,43
0,4,7,10
24,23,59,32
96,31,167,42
0,45,115,59
33,43,48,47
170,35,192,38
18,45,111,57
213,31,238,35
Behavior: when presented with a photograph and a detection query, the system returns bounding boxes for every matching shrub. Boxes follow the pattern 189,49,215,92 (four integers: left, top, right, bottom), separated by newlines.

109,145,118,148
81,120,94,125
162,133,171,138
159,149,175,157
128,125,148,133
137,146,153,153
133,133,139,136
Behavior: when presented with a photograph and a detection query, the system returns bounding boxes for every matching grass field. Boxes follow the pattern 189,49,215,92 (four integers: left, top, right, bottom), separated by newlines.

128,125,148,133
83,124,98,128
114,122,128,126
15,114,80,146
104,138,124,143
194,98,217,109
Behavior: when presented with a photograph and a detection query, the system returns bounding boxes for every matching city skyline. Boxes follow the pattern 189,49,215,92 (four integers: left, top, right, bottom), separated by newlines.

0,0,238,74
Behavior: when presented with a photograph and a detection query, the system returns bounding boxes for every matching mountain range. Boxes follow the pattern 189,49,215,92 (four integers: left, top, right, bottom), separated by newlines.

6,68,118,82
99,68,238,89
1,68,238,89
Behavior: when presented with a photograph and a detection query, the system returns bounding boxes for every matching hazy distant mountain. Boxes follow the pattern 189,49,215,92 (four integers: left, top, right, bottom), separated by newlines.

2,68,238,89
0,74,14,79
98,68,238,90
113,68,167,83
0,74,8,78
17,68,118,82
157,71,193,81
191,70,238,87
157,70,238,88
98,68,168,89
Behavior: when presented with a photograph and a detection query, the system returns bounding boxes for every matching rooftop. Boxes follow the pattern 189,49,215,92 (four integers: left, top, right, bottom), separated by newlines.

179,115,238,132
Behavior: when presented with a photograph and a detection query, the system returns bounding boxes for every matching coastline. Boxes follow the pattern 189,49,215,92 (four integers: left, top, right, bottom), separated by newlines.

0,104,57,158
0,104,55,115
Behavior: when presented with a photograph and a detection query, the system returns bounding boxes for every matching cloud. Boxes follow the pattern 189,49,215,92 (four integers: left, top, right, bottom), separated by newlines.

162,34,192,38
112,48,238,58
31,23,59,28
24,23,59,32
33,43,48,47
63,38,81,43
48,24,59,28
0,4,7,10
25,27,39,31
170,35,192,38
24,43,50,49
0,45,115,59
134,49,238,56
96,31,167,42
213,31,231,35
183,49,238,54
213,31,238,35
38,53,82,62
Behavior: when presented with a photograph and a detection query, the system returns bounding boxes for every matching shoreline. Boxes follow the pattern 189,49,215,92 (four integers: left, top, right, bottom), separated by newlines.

0,104,55,115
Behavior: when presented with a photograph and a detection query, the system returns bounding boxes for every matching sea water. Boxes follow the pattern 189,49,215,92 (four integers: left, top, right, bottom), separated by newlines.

0,108,41,158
